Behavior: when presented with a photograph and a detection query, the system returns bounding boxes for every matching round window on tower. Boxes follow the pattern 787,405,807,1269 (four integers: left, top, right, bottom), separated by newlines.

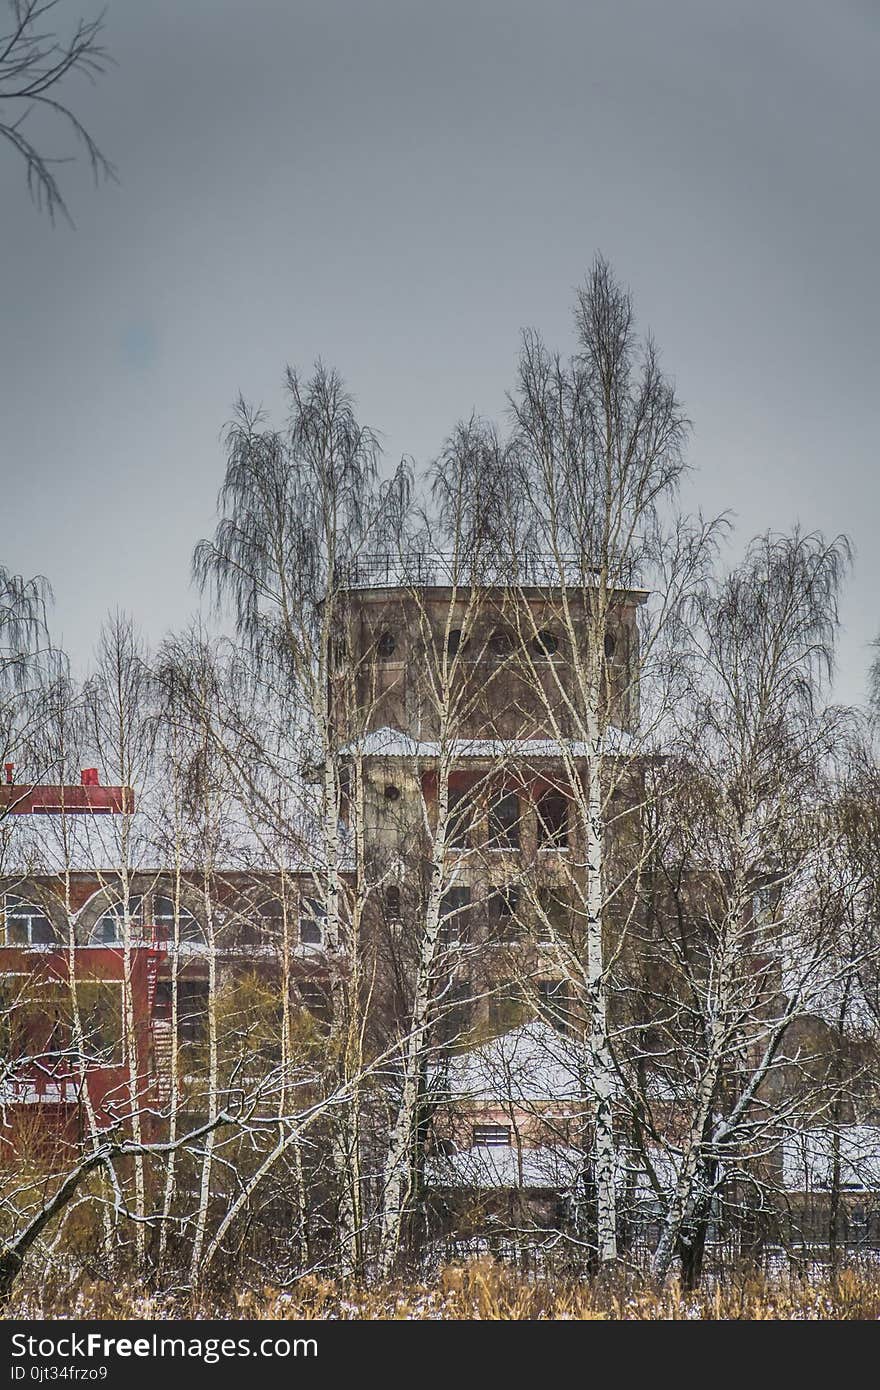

532,629,558,658
384,784,401,802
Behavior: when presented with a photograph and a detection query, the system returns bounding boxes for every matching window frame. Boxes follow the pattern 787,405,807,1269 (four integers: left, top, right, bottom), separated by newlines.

486,884,521,943
439,886,471,945
487,789,520,850
536,789,569,851
447,784,475,850
89,895,146,947
299,895,326,947
535,886,570,944
151,894,205,947
472,1123,512,1148
2,895,55,946
531,628,559,659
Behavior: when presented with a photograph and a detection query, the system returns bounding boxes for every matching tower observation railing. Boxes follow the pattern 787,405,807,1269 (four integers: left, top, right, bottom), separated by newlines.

340,552,600,590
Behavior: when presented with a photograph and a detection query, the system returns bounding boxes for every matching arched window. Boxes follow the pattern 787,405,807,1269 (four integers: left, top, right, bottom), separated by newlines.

604,632,616,659
239,895,286,945
89,895,145,945
3,896,55,945
447,628,468,657
152,894,205,946
377,630,396,659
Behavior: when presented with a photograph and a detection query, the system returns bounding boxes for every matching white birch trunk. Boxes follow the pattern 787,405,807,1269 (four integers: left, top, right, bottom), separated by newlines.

585,728,617,1264
156,868,184,1275
189,877,217,1282
377,785,448,1277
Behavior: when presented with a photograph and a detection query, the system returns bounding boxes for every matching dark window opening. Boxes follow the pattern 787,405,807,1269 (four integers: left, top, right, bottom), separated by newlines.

384,885,402,920
377,631,397,659
75,982,125,1063
236,895,285,946
384,783,401,802
155,979,208,1043
488,791,520,849
532,629,558,657
447,785,474,849
434,980,472,1043
153,979,172,1021
604,632,616,659
299,896,326,946
536,887,570,942
297,978,331,1022
439,886,471,945
487,885,521,942
536,790,568,849
537,977,571,1033
3,896,55,946
472,1123,511,1147
489,981,527,1031
447,628,468,656
0,982,58,1059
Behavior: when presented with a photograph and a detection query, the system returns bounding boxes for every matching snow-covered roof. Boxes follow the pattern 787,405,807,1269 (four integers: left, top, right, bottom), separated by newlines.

430,1024,689,1112
433,1022,584,1103
425,1137,682,1195
782,1127,880,1192
341,727,637,762
426,1142,583,1190
0,790,321,879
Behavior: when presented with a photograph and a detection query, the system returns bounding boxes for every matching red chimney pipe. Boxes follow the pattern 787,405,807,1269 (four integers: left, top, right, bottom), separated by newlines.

81,768,100,787
4,763,13,785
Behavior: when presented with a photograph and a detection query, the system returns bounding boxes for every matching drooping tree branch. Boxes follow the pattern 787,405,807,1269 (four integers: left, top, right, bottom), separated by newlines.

0,0,115,222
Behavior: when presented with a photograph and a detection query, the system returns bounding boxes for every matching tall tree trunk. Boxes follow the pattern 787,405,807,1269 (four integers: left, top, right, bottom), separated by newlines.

189,875,218,1282
378,764,449,1278
585,738,617,1264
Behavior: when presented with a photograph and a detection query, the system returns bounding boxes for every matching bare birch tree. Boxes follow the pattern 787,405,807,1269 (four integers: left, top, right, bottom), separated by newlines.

637,529,854,1282
494,257,699,1264
376,420,521,1274
193,362,405,1277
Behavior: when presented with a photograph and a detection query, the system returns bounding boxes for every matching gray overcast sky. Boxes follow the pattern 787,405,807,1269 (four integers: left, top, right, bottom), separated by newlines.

2,0,878,701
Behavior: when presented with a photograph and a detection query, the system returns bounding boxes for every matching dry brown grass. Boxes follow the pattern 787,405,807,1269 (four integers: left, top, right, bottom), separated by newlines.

6,1259,880,1320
